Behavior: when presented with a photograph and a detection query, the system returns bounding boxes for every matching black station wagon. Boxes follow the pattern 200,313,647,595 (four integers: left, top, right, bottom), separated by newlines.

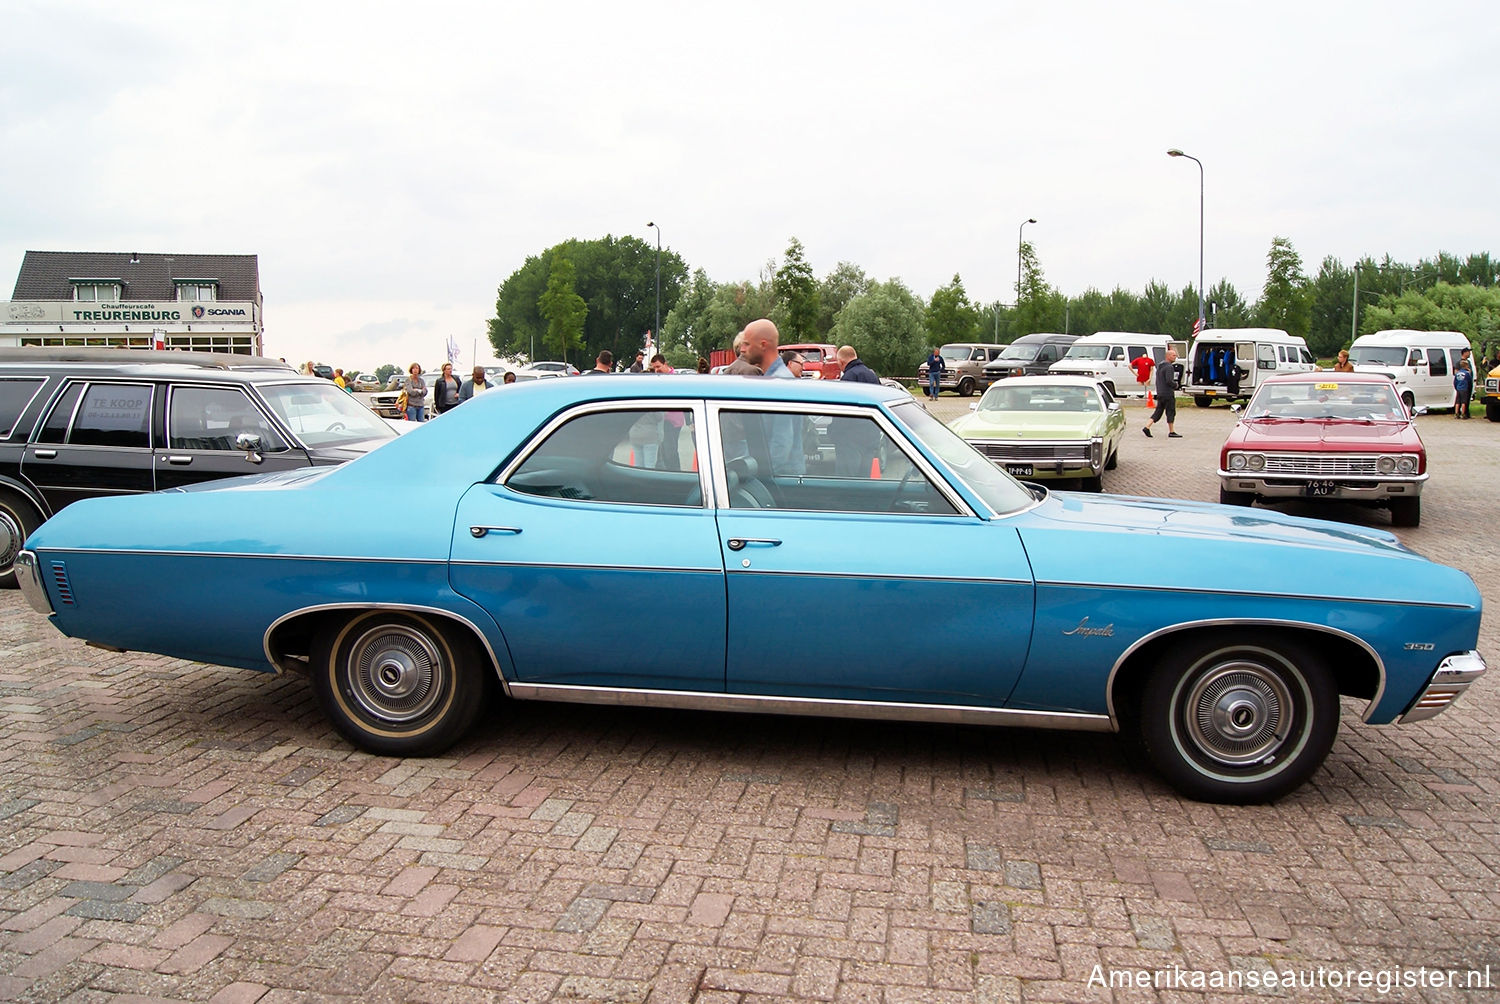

0,348,396,586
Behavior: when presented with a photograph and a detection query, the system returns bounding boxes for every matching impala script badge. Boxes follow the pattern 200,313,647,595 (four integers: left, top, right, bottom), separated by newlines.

1063,617,1114,637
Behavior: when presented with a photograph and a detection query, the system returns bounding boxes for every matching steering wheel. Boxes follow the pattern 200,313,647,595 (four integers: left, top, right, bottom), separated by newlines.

889,463,920,511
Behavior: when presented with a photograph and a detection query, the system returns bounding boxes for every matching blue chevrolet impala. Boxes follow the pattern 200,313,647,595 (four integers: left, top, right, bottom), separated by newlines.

15,376,1485,803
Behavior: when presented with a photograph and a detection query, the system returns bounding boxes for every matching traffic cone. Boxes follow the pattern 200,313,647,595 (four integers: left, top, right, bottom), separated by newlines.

869,456,881,479
628,448,636,467
1145,389,1155,408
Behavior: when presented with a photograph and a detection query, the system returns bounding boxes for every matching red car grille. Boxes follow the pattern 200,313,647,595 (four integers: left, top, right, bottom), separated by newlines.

1262,453,1383,476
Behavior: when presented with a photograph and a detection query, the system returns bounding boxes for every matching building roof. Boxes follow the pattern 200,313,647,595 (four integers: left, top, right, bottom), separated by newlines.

11,251,261,303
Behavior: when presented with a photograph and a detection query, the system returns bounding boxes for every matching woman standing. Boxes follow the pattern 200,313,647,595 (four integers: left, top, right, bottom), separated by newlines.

431,362,461,415
403,363,428,422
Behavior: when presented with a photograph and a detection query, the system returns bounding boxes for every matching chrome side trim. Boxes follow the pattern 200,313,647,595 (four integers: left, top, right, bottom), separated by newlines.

261,602,510,695
1102,617,1389,726
14,551,53,616
1039,578,1473,611
726,567,1032,586
32,547,434,563
1398,650,1487,723
507,682,1114,732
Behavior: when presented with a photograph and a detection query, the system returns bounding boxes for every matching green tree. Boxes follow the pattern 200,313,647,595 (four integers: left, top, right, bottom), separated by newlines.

1254,236,1312,337
773,238,821,341
1307,256,1353,356
817,262,873,336
489,235,686,364
1205,280,1252,329
830,279,927,377
1137,280,1179,335
537,255,587,363
1361,282,1500,345
375,363,400,386
925,274,980,344
1012,242,1067,335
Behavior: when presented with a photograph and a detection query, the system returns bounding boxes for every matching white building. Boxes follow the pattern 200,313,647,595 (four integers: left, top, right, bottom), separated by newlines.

2,250,263,354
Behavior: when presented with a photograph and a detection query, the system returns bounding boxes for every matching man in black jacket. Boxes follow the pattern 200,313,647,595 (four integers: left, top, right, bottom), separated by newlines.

837,345,879,384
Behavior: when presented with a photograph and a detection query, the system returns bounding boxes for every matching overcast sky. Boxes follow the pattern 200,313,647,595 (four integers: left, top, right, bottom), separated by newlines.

2,0,1495,370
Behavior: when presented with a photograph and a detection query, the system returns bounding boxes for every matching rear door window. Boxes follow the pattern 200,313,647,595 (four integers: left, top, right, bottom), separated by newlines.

45,382,153,448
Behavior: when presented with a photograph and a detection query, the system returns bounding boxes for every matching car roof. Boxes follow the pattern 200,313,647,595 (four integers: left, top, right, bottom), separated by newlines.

0,348,314,384
1260,371,1392,384
984,375,1105,388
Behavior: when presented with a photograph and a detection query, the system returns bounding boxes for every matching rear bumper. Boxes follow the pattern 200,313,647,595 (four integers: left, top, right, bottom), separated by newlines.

1399,651,1487,722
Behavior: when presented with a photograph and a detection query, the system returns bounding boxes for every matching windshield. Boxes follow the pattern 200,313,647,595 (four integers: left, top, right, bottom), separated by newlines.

1061,344,1111,361
940,346,975,362
1245,380,1406,421
260,382,399,449
997,343,1040,362
978,383,1101,414
1348,346,1408,366
890,400,1034,514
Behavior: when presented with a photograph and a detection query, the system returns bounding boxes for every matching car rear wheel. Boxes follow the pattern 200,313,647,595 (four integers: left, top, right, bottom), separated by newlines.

1194,396,1213,408
312,611,486,756
1389,497,1421,527
0,490,43,589
1138,634,1338,803
1218,487,1254,506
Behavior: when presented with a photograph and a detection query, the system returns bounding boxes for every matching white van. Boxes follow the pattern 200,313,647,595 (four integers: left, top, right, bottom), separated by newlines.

1049,332,1185,398
1184,328,1316,407
1348,330,1472,411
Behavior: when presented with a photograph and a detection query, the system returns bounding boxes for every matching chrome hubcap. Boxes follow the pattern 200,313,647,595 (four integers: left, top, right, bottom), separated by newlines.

0,511,20,570
347,624,444,724
1184,663,1292,766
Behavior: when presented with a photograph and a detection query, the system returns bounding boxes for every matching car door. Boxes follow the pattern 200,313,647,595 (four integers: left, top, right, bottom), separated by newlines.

154,383,314,491
1424,348,1451,407
20,380,156,512
448,401,728,692
712,402,1035,707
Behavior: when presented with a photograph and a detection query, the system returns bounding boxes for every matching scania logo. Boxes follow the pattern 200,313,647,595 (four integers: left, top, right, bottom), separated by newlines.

192,305,205,319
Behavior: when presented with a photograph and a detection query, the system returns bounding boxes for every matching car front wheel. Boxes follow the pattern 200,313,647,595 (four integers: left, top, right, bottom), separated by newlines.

1138,635,1338,803
1218,487,1254,506
958,377,975,397
1389,496,1421,527
313,611,485,756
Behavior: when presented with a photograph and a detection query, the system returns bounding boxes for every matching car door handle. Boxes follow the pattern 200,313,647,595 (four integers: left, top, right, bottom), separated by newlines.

726,538,781,551
469,526,522,538
164,455,194,465
32,449,56,459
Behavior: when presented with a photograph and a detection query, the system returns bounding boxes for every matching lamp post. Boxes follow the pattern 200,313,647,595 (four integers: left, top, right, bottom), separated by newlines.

1167,149,1205,329
647,221,661,356
1016,218,1037,306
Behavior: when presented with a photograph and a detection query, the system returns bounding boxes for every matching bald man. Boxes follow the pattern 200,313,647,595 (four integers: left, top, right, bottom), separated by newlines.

742,319,789,377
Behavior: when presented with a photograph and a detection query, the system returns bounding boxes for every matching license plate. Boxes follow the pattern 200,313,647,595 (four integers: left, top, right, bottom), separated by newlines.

1304,481,1337,497
1006,464,1033,477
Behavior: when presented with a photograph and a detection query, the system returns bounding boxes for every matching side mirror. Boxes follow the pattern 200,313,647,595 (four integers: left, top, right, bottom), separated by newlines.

1107,401,1121,411
1230,404,1243,414
968,402,979,412
235,432,264,464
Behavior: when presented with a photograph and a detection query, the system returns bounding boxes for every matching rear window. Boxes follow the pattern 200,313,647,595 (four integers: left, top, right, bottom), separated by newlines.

0,378,46,438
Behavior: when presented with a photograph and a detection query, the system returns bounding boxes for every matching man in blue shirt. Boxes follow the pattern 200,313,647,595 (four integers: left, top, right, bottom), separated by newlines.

743,318,804,474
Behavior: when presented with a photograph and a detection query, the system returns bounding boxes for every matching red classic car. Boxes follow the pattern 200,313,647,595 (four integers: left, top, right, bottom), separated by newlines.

1218,371,1426,526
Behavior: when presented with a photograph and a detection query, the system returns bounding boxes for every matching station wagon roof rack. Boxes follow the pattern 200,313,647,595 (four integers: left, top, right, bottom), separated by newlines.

0,347,294,371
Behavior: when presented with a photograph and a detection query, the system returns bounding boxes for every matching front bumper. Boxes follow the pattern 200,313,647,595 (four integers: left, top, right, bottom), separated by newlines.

1399,651,1487,722
969,438,1105,479
1217,472,1426,501
15,550,53,616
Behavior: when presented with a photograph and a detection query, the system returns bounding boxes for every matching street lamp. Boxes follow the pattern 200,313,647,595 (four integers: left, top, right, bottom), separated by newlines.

1167,149,1205,330
1016,218,1037,306
647,221,661,356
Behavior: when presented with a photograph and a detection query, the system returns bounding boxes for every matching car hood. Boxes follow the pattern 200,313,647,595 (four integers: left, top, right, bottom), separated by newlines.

1012,491,1478,608
952,411,1102,438
1228,418,1418,449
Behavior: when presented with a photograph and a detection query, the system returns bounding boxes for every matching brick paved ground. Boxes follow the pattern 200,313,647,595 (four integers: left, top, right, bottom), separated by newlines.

1,396,1497,1003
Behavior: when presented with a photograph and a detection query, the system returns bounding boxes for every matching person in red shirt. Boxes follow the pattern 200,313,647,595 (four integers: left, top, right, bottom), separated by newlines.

1130,354,1154,397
